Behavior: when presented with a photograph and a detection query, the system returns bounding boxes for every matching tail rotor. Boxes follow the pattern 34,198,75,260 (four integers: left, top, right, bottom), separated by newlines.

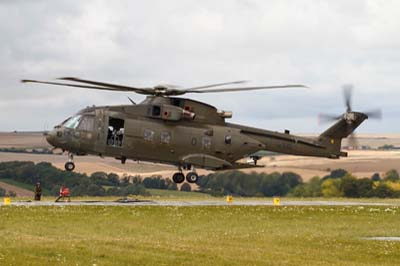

319,85,382,149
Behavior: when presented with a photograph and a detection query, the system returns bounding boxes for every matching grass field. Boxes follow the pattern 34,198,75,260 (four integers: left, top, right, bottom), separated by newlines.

0,204,399,265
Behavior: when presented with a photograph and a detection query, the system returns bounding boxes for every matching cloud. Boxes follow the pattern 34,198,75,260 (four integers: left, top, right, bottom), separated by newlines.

0,0,398,132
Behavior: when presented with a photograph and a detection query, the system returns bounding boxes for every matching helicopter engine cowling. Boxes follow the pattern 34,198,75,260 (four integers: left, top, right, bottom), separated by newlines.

155,104,195,121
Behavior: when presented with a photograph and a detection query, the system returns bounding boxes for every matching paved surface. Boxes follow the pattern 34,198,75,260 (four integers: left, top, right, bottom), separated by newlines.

1,200,398,207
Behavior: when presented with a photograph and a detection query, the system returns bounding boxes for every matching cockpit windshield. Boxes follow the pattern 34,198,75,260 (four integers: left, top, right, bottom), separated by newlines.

63,115,81,129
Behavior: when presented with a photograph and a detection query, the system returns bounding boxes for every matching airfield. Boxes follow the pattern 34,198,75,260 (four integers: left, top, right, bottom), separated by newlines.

1,201,399,265
1,132,400,265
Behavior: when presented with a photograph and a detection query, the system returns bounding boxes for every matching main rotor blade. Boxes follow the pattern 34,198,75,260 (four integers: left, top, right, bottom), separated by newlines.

58,77,153,94
187,80,248,90
21,79,115,90
186,84,307,93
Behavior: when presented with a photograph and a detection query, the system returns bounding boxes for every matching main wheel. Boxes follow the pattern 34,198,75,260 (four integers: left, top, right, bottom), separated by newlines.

186,172,199,183
172,172,185,184
65,162,75,172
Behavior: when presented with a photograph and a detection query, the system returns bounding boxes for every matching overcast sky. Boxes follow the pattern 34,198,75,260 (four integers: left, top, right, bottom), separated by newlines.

0,0,399,133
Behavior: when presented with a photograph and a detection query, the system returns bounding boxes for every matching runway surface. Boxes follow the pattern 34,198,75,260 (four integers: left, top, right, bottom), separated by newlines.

1,199,399,207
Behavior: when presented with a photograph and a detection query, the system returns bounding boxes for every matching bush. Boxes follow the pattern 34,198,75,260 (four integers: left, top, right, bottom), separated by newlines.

198,171,303,197
321,179,343,197
121,184,149,196
289,176,322,197
372,183,395,198
341,175,359,197
6,191,17,197
143,176,166,189
323,169,348,180
180,183,191,192
107,173,120,186
383,169,400,182
0,187,6,197
371,173,381,182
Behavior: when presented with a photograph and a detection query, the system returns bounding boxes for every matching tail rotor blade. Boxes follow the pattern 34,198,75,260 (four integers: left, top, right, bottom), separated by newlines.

343,84,353,112
364,109,382,120
318,113,341,124
347,133,359,149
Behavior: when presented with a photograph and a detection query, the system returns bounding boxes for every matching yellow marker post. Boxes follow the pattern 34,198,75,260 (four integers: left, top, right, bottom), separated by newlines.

4,197,11,205
226,195,233,204
273,197,280,206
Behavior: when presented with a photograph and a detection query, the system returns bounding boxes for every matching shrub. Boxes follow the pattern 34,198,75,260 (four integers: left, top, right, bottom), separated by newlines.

321,179,343,197
180,183,191,192
323,169,348,180
0,187,6,197
371,173,381,182
383,169,400,182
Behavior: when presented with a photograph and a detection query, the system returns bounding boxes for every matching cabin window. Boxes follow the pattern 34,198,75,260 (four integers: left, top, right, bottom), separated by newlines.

78,116,95,131
152,106,161,116
225,135,232,145
202,136,211,150
160,131,171,144
107,117,125,147
144,129,155,141
191,137,197,146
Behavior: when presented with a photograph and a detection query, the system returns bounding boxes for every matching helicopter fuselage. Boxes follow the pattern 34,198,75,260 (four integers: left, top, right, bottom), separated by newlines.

46,96,359,173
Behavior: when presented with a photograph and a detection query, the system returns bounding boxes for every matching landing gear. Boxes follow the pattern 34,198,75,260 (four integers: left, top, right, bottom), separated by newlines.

172,172,185,184
186,172,198,183
64,153,75,172
65,162,75,171
172,165,199,184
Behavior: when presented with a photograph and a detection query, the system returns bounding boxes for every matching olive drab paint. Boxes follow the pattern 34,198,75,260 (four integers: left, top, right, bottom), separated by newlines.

22,77,371,184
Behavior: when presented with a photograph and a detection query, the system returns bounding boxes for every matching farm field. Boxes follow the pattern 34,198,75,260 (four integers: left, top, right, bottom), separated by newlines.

0,204,399,265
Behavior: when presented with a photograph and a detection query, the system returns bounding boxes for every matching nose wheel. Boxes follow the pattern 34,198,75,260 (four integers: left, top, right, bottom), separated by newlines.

64,153,75,172
65,162,75,171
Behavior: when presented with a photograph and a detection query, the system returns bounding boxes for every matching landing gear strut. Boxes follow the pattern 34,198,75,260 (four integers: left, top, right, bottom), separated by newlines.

64,153,75,172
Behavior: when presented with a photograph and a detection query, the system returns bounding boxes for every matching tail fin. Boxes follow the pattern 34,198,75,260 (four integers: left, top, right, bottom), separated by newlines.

318,112,368,158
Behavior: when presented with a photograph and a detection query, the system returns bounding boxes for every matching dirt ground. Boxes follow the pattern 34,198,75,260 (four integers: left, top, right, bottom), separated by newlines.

0,181,34,197
0,132,50,148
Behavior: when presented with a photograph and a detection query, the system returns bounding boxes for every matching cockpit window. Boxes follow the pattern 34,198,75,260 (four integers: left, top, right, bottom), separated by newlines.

63,115,81,129
78,116,95,131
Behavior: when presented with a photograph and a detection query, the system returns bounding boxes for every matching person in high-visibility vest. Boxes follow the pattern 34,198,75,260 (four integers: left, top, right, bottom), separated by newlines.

55,185,71,202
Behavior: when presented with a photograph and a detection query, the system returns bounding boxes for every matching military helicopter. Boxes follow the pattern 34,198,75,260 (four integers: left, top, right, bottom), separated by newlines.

21,77,380,184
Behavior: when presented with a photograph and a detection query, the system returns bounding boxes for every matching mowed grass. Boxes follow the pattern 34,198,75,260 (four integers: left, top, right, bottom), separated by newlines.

0,205,400,266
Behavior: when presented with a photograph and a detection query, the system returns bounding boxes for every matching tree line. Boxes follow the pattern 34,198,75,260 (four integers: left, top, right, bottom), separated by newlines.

0,161,177,197
0,161,399,198
197,168,400,198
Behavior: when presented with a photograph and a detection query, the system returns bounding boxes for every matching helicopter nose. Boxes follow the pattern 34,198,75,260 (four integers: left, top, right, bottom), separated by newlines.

46,129,58,147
